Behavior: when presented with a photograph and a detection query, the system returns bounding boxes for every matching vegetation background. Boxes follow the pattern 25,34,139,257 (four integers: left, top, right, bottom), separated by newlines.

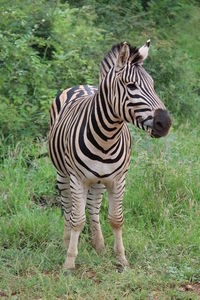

0,0,199,299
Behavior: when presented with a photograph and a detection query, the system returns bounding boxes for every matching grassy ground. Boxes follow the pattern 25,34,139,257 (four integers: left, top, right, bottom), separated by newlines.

0,126,200,299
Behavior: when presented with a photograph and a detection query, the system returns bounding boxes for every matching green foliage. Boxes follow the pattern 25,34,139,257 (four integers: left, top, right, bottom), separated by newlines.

0,1,105,139
0,0,199,141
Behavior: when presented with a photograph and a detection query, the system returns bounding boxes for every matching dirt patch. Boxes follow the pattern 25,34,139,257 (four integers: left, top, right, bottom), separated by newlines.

0,289,24,298
152,282,200,299
178,282,200,295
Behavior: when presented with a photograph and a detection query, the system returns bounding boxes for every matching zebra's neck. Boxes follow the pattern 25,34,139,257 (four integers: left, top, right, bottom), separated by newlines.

87,78,124,153
99,44,120,82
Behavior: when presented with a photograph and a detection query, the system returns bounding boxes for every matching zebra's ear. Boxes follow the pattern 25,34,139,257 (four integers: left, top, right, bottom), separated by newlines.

116,42,130,69
138,39,150,64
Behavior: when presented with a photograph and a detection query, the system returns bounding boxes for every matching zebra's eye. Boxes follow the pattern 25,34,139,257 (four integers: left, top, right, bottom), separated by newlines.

127,83,137,91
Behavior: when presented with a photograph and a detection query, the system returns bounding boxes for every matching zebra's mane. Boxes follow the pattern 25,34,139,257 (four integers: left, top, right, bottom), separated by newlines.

99,42,140,81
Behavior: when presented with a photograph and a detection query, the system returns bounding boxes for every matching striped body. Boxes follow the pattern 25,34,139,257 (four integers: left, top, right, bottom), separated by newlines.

48,41,171,270
49,85,131,185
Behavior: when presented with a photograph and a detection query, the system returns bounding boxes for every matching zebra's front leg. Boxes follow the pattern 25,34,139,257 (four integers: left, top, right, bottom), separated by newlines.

57,172,72,250
63,177,87,270
107,177,129,267
87,184,105,253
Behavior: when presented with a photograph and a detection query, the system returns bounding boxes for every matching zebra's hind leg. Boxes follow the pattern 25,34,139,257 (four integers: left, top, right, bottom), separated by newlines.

56,172,72,250
87,184,105,253
107,177,129,268
63,176,87,270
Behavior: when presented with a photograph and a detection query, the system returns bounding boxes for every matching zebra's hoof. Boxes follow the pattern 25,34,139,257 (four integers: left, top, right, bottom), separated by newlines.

63,269,75,277
116,262,129,273
116,264,124,273
116,255,129,267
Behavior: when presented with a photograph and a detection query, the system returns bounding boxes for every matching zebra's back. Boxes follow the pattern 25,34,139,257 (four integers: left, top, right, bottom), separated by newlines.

50,85,97,127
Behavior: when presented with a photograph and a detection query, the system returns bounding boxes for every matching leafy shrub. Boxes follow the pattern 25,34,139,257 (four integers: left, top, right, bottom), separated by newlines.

0,1,105,140
0,0,199,143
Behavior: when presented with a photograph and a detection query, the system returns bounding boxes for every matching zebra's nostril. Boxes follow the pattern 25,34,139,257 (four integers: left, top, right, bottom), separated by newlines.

153,109,172,137
155,121,163,130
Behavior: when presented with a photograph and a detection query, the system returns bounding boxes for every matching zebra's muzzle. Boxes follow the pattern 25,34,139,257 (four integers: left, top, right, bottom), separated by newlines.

143,116,153,128
151,109,172,138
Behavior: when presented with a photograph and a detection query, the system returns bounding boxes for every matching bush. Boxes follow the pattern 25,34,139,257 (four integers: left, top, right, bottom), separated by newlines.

0,1,105,140
0,0,199,142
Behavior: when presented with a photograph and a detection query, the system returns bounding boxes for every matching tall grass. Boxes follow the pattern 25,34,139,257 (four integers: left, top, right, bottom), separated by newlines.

0,127,200,299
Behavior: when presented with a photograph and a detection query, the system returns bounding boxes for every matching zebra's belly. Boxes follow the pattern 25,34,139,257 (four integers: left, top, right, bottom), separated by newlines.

64,148,131,186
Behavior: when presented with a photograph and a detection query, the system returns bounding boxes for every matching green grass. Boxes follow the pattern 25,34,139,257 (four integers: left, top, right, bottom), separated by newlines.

0,127,200,299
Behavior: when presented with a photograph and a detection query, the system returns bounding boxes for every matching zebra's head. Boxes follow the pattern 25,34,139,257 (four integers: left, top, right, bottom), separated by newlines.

101,41,172,138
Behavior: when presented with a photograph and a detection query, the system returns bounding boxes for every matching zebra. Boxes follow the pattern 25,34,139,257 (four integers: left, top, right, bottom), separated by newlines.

49,40,171,271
